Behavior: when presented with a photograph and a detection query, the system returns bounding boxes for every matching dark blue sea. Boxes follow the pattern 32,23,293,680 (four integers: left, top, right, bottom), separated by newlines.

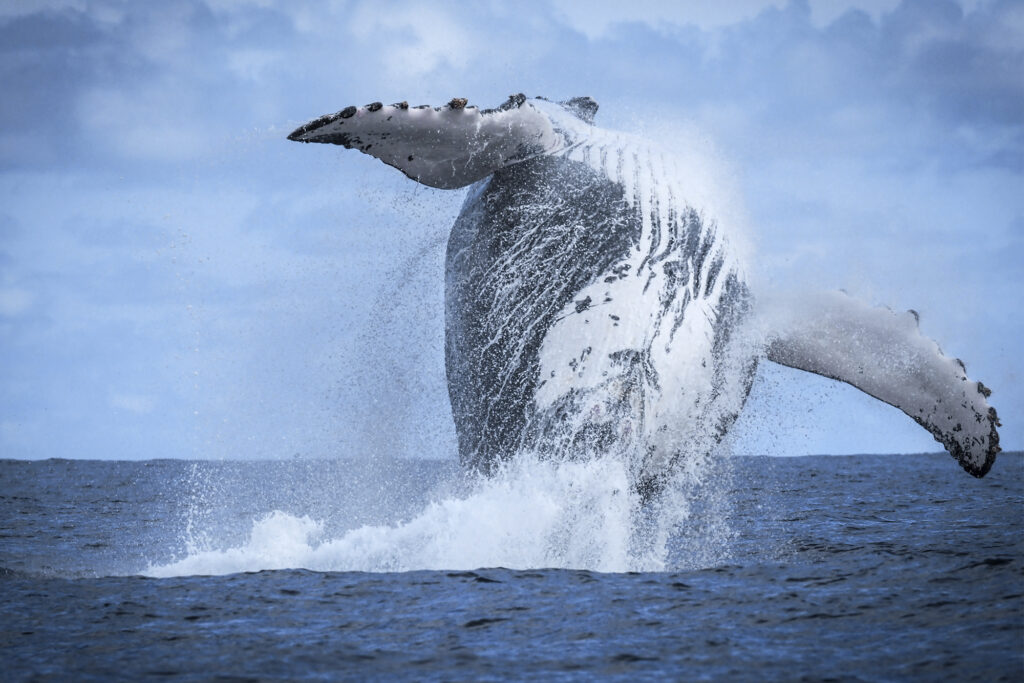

2,453,1021,680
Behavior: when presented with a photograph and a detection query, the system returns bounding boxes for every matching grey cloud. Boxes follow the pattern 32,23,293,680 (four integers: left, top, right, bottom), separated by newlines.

1,0,1020,459
562,0,1024,170
877,0,1024,128
0,11,116,169
0,211,19,239
62,214,172,248
4,0,1020,172
0,8,105,51
0,0,304,171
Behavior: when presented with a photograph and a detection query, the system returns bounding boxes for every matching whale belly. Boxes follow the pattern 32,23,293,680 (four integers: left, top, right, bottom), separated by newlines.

445,154,753,481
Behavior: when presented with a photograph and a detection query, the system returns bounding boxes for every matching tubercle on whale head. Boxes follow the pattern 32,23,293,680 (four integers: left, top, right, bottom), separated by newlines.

530,94,600,124
559,96,599,124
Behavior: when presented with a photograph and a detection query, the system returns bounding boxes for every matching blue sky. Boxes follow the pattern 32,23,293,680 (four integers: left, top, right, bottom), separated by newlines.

1,0,1021,460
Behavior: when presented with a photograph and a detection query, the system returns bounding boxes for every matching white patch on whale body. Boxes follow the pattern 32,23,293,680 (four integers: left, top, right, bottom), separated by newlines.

528,100,743,475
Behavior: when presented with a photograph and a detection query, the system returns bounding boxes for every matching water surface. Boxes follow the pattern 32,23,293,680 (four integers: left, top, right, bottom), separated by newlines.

2,454,1021,679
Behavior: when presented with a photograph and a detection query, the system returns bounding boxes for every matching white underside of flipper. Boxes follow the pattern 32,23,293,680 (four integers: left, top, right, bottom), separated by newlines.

760,290,1000,476
288,95,571,189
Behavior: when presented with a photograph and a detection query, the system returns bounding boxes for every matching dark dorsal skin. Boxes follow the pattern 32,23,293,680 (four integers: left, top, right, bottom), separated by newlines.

445,156,640,473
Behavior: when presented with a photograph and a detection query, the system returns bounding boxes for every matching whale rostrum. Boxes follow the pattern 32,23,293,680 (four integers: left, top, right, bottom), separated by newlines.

288,94,1000,487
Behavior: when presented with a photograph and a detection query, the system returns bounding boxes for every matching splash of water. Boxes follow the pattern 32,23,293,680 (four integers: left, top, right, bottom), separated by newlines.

145,452,735,577
147,112,762,578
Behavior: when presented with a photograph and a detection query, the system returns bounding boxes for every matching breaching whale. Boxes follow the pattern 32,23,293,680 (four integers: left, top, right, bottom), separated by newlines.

288,94,1000,492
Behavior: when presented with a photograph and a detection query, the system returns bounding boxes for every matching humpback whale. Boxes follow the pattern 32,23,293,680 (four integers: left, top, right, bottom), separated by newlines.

288,94,1000,491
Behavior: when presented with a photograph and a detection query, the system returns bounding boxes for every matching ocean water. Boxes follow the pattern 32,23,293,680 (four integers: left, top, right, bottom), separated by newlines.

1,453,1021,680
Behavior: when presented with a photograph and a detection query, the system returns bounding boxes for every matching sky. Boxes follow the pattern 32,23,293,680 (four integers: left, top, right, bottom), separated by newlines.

0,0,1021,461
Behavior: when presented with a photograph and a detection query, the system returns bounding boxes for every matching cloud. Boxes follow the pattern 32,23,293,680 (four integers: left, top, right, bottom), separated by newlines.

0,0,1020,459
0,0,301,170
347,2,478,80
0,10,112,169
0,288,34,316
110,392,157,414
875,0,1024,129
579,0,1024,170
0,0,86,20
552,0,790,37
226,47,282,82
77,84,213,163
4,0,1013,173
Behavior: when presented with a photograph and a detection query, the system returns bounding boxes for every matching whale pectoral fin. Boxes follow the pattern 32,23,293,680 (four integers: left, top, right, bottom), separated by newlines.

761,290,1000,477
287,95,567,190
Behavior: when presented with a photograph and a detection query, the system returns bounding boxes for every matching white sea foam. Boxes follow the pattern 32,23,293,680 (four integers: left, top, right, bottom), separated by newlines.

145,454,730,577
144,109,756,579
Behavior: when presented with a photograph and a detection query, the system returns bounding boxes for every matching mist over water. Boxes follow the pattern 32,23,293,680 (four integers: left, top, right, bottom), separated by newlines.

142,132,755,579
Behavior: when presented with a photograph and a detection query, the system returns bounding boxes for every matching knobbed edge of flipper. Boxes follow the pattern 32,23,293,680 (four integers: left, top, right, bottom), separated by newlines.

286,96,487,142
761,290,1001,478
912,376,1001,478
285,92,597,146
898,310,1000,478
285,94,580,190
